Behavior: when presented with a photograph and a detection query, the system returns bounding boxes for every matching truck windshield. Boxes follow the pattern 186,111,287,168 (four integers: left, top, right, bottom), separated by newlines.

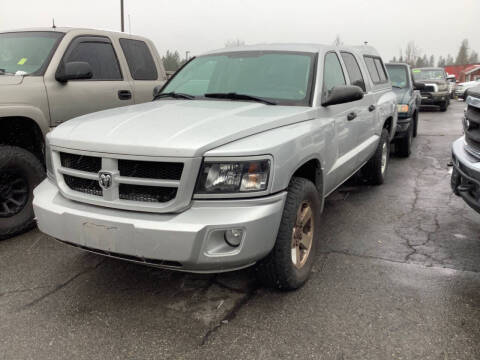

386,65,409,88
0,32,63,75
412,69,445,81
162,51,316,106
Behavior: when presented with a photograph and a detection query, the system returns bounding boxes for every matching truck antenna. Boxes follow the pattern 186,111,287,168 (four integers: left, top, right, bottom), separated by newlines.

364,41,368,46
52,18,56,29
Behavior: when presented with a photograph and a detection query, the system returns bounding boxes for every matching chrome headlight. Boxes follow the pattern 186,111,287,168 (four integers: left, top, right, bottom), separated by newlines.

195,158,271,197
437,84,448,91
397,104,409,113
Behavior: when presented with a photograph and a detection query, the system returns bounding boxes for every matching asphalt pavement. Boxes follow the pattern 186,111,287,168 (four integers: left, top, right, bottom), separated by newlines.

1,100,479,359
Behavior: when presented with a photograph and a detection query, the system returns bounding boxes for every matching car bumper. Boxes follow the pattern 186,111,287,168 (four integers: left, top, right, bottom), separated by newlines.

451,137,480,213
394,116,412,138
33,179,287,273
420,92,449,105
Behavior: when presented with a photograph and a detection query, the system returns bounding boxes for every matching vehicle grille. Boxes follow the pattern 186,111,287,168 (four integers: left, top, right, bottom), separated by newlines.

423,85,436,92
118,159,183,180
60,152,101,173
54,150,198,213
464,103,480,157
119,184,177,203
64,175,103,196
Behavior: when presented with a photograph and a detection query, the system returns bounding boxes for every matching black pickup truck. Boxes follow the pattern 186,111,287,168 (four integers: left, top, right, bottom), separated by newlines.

386,63,422,157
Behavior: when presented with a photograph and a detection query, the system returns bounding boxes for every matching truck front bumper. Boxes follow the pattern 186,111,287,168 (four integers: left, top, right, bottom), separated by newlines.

33,179,286,273
420,91,449,105
394,116,412,139
451,137,480,214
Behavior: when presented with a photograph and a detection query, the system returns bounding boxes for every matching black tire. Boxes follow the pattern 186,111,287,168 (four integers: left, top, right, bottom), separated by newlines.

363,128,390,185
396,122,413,158
0,146,45,240
440,101,448,112
256,177,320,290
412,111,418,138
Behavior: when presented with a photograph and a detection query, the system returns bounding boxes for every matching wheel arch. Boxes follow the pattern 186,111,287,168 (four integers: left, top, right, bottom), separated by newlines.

289,157,324,204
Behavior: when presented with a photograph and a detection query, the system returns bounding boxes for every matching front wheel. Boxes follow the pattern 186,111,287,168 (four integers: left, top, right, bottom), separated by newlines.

396,123,413,158
412,111,418,138
0,146,45,240
363,129,390,185
256,177,320,290
440,101,448,112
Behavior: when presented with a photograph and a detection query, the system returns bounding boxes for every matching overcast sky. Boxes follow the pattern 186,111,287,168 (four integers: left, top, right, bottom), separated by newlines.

1,0,479,62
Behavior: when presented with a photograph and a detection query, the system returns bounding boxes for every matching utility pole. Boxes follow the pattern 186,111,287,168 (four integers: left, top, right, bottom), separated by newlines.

120,0,125,32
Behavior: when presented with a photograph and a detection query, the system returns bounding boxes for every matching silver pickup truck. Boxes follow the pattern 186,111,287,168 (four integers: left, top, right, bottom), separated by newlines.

33,44,397,290
0,27,166,239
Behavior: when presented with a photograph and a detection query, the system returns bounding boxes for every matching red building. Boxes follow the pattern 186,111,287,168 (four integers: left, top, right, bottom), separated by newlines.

445,64,480,82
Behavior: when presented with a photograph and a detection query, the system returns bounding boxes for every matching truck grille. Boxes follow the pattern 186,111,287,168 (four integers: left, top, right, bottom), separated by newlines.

64,175,103,196
119,184,177,203
118,159,183,180
464,102,480,158
60,153,101,173
53,150,201,213
423,85,436,92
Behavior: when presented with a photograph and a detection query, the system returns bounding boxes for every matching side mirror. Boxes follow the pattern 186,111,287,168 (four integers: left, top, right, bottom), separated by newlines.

153,85,163,98
322,85,364,107
56,61,93,82
413,82,425,90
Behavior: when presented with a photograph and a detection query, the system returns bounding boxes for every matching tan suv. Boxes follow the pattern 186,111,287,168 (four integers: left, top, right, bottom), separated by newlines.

0,27,167,239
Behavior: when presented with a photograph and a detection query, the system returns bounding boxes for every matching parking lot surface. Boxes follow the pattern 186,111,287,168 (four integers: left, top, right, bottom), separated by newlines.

1,100,479,359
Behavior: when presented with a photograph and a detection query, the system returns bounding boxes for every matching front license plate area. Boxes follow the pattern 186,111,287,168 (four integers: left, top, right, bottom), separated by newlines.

82,222,120,252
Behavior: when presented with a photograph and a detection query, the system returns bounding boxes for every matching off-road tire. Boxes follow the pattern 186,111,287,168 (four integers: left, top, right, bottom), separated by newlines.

396,123,413,158
256,177,320,291
363,129,390,185
0,146,45,240
440,101,448,112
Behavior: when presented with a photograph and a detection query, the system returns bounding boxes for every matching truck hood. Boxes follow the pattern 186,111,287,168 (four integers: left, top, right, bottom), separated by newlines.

415,79,447,86
50,100,315,157
457,80,480,87
392,87,410,104
0,75,24,86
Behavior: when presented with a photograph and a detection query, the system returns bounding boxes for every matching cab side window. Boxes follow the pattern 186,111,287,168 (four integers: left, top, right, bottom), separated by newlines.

119,39,158,80
364,55,388,85
323,52,346,96
341,52,366,92
65,38,122,80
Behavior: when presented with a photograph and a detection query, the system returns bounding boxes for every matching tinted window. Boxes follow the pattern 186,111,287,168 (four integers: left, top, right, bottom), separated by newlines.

341,52,366,91
66,40,122,80
374,58,387,82
364,56,380,84
386,64,409,88
323,52,346,94
120,39,158,80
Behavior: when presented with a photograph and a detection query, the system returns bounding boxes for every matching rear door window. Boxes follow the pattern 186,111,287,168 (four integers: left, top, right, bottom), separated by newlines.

65,38,122,80
323,52,346,95
364,56,380,84
374,58,387,82
119,38,158,80
341,52,366,92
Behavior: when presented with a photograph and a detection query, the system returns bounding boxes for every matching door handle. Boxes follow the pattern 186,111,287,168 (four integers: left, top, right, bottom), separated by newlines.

118,90,132,100
368,104,376,112
347,112,357,121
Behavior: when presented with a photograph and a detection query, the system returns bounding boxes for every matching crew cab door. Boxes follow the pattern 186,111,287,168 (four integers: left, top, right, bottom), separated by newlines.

322,51,360,192
118,38,166,103
45,35,134,125
340,52,377,167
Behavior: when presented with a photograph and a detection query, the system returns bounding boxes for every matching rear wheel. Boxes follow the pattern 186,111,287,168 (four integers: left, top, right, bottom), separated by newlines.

0,146,45,240
440,101,448,112
256,177,320,290
363,129,390,185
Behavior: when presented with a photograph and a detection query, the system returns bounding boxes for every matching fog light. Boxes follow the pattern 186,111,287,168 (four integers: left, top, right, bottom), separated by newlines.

224,229,243,247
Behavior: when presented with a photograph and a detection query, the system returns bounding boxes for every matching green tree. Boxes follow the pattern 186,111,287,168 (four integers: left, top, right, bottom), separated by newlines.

446,54,455,66
469,50,479,64
437,56,446,67
429,55,435,67
455,39,470,65
162,50,181,71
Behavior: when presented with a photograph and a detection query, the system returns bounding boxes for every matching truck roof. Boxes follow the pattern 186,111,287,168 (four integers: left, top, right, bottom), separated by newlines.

203,43,381,57
0,27,151,42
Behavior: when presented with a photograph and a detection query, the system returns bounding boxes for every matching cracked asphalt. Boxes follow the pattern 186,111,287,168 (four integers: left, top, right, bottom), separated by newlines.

1,100,479,359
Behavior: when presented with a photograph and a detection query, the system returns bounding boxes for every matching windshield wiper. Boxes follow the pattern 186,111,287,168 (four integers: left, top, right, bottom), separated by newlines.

392,85,403,89
204,92,277,105
154,92,195,100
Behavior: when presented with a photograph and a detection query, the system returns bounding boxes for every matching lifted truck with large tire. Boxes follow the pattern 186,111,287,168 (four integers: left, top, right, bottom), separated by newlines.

0,28,167,239
34,44,397,290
